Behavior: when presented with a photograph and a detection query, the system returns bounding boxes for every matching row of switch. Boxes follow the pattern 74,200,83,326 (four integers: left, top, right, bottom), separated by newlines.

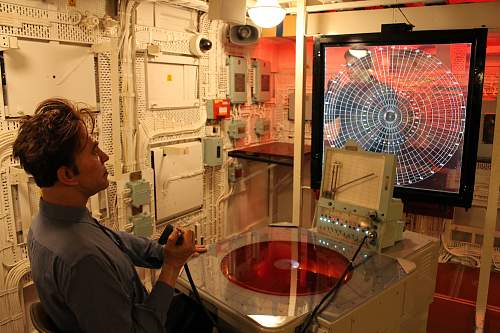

319,215,372,236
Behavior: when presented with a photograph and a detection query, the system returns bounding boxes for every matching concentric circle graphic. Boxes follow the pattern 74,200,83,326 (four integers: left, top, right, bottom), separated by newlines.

324,46,466,186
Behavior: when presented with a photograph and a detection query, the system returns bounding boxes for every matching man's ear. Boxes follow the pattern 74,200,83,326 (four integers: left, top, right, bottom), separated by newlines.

57,166,79,186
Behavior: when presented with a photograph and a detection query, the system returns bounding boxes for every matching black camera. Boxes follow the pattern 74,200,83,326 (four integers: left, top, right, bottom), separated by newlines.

199,38,212,52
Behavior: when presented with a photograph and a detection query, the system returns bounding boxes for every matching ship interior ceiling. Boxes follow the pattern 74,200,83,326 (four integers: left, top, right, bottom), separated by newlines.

0,0,499,333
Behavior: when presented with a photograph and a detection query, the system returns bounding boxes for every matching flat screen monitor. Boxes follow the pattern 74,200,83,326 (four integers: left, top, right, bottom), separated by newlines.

311,29,487,207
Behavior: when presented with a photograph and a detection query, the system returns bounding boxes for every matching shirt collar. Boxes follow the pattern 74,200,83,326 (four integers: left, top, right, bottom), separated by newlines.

39,198,93,224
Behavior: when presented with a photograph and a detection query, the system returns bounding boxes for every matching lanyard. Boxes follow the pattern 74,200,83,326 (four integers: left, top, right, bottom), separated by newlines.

92,219,149,296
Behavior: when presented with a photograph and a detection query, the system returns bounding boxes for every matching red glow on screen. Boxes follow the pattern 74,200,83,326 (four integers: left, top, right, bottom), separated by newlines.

220,241,351,296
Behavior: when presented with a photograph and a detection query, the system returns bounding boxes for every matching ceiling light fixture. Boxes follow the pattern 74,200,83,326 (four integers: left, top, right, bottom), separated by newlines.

248,0,286,29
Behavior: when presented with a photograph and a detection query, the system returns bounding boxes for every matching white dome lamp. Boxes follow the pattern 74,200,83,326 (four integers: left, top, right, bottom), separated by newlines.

248,0,286,29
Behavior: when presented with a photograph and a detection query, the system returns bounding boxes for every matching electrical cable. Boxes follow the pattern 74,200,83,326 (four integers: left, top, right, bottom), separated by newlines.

397,7,415,28
158,225,219,331
299,235,369,333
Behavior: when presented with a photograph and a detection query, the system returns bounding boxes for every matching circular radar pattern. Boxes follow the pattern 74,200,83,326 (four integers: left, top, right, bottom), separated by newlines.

324,46,466,186
220,241,351,296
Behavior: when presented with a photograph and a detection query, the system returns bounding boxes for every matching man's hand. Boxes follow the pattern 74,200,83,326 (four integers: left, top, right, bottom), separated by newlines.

164,228,195,270
158,228,195,287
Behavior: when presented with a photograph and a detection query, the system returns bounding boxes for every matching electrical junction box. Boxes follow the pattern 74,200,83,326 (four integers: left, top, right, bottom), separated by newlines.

227,56,247,104
155,3,196,31
136,2,154,26
146,54,198,110
207,99,231,120
126,179,151,208
227,119,246,139
203,137,223,166
254,118,270,136
3,39,97,117
205,125,221,136
151,141,203,221
228,163,243,183
130,213,154,238
252,59,271,103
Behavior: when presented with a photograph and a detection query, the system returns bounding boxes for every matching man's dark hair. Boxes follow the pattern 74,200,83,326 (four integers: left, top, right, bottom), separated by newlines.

12,98,94,187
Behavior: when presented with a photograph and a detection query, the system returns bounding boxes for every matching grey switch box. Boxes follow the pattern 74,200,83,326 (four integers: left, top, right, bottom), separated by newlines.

203,137,223,166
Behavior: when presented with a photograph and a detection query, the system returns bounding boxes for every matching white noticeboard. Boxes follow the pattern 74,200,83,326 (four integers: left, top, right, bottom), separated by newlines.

152,141,203,221
3,39,97,117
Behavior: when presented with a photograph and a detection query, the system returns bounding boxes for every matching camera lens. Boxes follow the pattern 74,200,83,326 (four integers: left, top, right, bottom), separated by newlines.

199,38,212,52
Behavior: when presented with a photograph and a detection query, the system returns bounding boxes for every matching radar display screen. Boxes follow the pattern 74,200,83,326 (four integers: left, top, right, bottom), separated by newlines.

311,30,487,207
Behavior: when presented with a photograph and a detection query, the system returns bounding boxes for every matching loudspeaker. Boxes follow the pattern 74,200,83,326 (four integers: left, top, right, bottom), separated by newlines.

208,0,246,25
229,23,261,46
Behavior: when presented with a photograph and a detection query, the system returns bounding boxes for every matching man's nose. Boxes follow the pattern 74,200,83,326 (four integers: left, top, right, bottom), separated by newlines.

98,149,109,163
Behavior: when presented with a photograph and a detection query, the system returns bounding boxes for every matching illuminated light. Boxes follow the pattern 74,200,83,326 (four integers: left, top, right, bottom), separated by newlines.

248,315,289,328
348,49,369,59
248,0,286,29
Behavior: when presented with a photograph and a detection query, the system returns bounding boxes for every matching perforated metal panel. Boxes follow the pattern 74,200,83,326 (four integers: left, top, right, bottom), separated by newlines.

0,2,101,43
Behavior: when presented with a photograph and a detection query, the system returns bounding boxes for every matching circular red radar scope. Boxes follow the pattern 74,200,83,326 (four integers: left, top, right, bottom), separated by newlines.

220,241,351,296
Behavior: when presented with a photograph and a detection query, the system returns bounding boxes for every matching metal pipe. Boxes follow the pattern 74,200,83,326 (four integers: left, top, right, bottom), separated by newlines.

285,0,443,14
292,0,307,227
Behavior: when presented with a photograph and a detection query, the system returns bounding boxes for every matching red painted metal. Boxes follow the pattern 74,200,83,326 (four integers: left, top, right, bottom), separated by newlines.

427,263,500,333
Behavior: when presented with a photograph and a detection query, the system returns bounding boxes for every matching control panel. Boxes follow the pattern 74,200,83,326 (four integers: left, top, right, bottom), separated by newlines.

315,144,404,251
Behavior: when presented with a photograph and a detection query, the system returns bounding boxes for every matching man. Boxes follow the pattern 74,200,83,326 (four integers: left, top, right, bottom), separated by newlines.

13,98,207,332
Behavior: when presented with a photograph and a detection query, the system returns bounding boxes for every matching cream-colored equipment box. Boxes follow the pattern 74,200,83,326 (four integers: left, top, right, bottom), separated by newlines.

316,145,405,251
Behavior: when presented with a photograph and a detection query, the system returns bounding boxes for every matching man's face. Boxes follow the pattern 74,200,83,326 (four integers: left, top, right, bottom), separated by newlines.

72,129,109,197
348,62,373,82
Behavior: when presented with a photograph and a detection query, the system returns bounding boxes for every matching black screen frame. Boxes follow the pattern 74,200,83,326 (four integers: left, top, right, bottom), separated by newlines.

311,28,487,208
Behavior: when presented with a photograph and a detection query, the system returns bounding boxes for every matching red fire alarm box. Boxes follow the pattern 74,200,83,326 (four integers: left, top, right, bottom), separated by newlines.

207,99,231,120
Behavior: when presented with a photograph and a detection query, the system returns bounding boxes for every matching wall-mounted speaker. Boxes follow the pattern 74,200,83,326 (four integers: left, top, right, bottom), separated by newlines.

208,0,246,25
229,23,261,46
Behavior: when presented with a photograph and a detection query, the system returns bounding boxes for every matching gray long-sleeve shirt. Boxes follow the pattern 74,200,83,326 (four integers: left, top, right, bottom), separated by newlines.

28,199,173,332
